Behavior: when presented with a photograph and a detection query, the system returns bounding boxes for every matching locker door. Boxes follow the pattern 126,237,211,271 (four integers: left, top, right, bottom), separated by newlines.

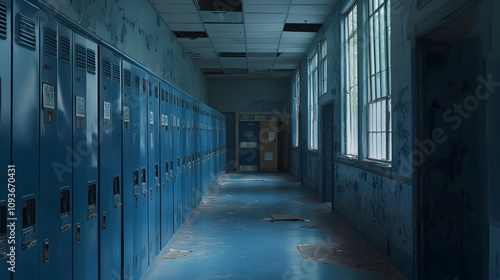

0,0,11,278
12,1,39,279
181,97,188,223
98,46,122,280
147,75,160,262
122,61,142,280
173,90,183,231
138,71,149,276
39,19,73,280
160,82,174,249
72,32,98,280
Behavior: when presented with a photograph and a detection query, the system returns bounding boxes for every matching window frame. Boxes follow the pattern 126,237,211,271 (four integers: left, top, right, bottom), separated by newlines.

292,70,300,148
319,39,328,95
308,52,319,150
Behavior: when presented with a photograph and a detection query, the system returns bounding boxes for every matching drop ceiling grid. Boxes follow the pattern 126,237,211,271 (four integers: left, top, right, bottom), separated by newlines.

149,0,337,78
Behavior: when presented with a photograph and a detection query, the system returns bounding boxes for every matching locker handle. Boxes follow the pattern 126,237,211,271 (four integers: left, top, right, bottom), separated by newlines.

103,212,107,230
43,239,50,263
76,223,81,244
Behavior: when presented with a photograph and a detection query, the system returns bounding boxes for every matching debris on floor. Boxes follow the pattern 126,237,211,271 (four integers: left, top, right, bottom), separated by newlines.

163,249,194,259
269,214,304,221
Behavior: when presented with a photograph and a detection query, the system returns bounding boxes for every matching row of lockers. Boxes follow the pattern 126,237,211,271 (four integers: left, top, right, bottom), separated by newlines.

0,1,227,279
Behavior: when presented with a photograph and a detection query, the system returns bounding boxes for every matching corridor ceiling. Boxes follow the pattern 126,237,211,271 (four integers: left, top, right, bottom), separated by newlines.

148,0,336,79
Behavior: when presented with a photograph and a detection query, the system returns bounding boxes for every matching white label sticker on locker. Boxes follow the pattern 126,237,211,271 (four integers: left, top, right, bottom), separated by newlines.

150,111,154,124
173,116,176,127
76,96,85,117
104,102,111,120
177,118,180,127
42,83,55,109
161,115,164,126
123,106,130,123
166,115,168,126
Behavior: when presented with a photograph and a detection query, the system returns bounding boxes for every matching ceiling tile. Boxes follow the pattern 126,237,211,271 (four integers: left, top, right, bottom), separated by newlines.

210,37,246,43
224,74,249,79
246,31,282,38
154,4,198,13
200,11,243,23
274,63,299,69
245,37,280,44
246,44,278,52
289,4,334,14
167,23,205,32
278,46,309,52
286,13,328,23
244,13,287,23
281,31,317,39
149,0,189,4
219,57,248,68
160,13,201,23
279,36,313,44
244,23,284,32
243,4,289,13
214,45,246,52
292,0,338,4
205,23,244,33
242,0,290,4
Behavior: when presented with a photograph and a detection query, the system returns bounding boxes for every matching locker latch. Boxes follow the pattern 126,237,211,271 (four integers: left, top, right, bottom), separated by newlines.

102,212,107,230
76,223,81,244
43,239,50,263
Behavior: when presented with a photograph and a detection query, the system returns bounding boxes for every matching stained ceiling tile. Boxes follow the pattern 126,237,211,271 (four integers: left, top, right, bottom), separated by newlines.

199,11,243,23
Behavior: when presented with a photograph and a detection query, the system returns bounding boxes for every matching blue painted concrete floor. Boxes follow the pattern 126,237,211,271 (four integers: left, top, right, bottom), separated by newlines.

144,173,405,280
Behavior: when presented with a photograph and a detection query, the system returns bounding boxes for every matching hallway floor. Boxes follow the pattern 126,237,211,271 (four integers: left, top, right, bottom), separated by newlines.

144,173,405,280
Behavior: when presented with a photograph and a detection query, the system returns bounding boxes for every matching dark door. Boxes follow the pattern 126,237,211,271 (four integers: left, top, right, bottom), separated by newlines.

417,4,488,279
322,103,333,203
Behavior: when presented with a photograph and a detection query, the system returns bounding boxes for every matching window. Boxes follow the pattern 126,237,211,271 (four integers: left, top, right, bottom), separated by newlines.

344,5,358,156
367,0,391,160
292,70,300,147
319,39,328,95
308,52,319,150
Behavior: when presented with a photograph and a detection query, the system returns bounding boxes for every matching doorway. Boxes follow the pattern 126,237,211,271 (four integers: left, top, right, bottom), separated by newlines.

322,103,333,203
416,3,488,279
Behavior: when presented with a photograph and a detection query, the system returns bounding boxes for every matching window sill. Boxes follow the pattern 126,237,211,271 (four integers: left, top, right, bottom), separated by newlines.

337,154,358,164
304,149,319,156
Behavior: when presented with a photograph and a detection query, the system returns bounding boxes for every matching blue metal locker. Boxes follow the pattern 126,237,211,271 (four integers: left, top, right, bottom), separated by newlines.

72,32,99,280
98,46,122,280
12,1,39,279
39,19,73,280
122,60,145,280
147,74,160,262
181,96,188,223
138,70,149,276
172,89,182,231
0,1,11,278
160,82,174,249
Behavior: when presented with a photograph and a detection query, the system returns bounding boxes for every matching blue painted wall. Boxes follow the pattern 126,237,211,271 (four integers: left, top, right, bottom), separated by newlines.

41,0,208,102
291,0,414,277
208,79,289,113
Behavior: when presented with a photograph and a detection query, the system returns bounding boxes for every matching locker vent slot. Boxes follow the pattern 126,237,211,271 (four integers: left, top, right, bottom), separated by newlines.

44,28,57,58
86,49,96,74
148,82,152,97
141,246,146,259
160,89,165,101
142,78,147,94
17,14,36,51
0,3,6,40
134,76,140,92
87,183,97,221
59,35,71,63
133,255,138,270
75,44,86,70
103,59,112,80
124,69,132,88
154,85,159,99
125,264,131,280
113,63,120,83
0,204,6,259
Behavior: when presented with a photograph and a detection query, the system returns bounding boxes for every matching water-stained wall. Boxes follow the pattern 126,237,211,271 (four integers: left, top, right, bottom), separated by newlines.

291,0,414,277
41,0,208,102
